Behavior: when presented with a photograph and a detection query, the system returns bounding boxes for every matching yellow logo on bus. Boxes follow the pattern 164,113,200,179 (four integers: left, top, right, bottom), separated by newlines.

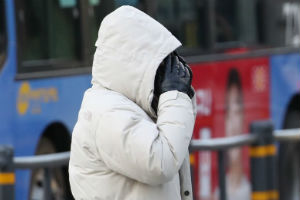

17,82,58,115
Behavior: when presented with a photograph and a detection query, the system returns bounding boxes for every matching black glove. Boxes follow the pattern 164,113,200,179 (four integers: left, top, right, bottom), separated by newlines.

173,51,194,98
152,52,194,114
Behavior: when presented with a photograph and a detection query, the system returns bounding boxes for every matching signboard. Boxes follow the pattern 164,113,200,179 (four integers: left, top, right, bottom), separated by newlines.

190,57,270,200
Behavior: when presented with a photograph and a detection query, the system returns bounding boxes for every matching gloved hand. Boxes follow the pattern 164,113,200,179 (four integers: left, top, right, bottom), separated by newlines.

152,52,194,114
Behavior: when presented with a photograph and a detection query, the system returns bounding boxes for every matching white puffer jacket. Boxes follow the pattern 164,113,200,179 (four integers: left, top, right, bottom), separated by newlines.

69,6,196,200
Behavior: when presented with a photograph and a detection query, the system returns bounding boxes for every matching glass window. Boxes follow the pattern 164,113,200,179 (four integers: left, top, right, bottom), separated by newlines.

214,0,257,46
151,0,206,51
281,1,300,47
0,0,7,69
151,0,259,51
88,0,115,48
21,0,81,63
256,0,300,48
87,0,146,57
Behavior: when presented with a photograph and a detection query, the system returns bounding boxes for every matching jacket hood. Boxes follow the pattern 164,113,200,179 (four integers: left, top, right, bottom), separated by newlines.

92,6,181,117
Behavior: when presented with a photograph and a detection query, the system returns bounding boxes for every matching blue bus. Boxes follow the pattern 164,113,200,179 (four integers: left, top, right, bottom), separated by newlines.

1,0,299,199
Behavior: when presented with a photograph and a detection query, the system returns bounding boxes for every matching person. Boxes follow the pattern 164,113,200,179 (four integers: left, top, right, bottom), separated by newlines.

68,6,197,200
214,68,251,200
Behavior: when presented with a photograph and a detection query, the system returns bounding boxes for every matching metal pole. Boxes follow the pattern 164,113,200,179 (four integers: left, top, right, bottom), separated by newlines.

14,151,70,169
250,121,278,200
190,134,257,151
218,150,226,200
43,168,52,200
0,146,15,200
189,153,196,200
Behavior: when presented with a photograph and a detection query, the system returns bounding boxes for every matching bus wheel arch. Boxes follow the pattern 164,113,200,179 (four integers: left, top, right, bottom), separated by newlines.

279,93,300,200
29,122,73,200
38,122,71,153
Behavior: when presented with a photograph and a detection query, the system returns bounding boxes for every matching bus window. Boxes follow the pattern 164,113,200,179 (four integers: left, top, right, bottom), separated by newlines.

256,0,300,48
88,0,114,51
151,0,206,52
20,0,80,65
214,0,257,47
0,0,7,69
88,0,146,58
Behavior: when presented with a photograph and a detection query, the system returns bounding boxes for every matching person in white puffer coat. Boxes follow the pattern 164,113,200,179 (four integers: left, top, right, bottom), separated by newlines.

69,5,197,200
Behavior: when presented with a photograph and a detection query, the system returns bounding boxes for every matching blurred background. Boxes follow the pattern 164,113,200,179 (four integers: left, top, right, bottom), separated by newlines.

0,0,299,200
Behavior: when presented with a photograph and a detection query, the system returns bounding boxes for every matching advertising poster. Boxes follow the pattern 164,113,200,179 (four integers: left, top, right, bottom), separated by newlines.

190,57,270,200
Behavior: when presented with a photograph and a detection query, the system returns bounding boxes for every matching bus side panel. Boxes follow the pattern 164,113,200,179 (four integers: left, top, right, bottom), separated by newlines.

0,0,18,145
14,75,91,200
190,56,270,200
270,53,300,129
